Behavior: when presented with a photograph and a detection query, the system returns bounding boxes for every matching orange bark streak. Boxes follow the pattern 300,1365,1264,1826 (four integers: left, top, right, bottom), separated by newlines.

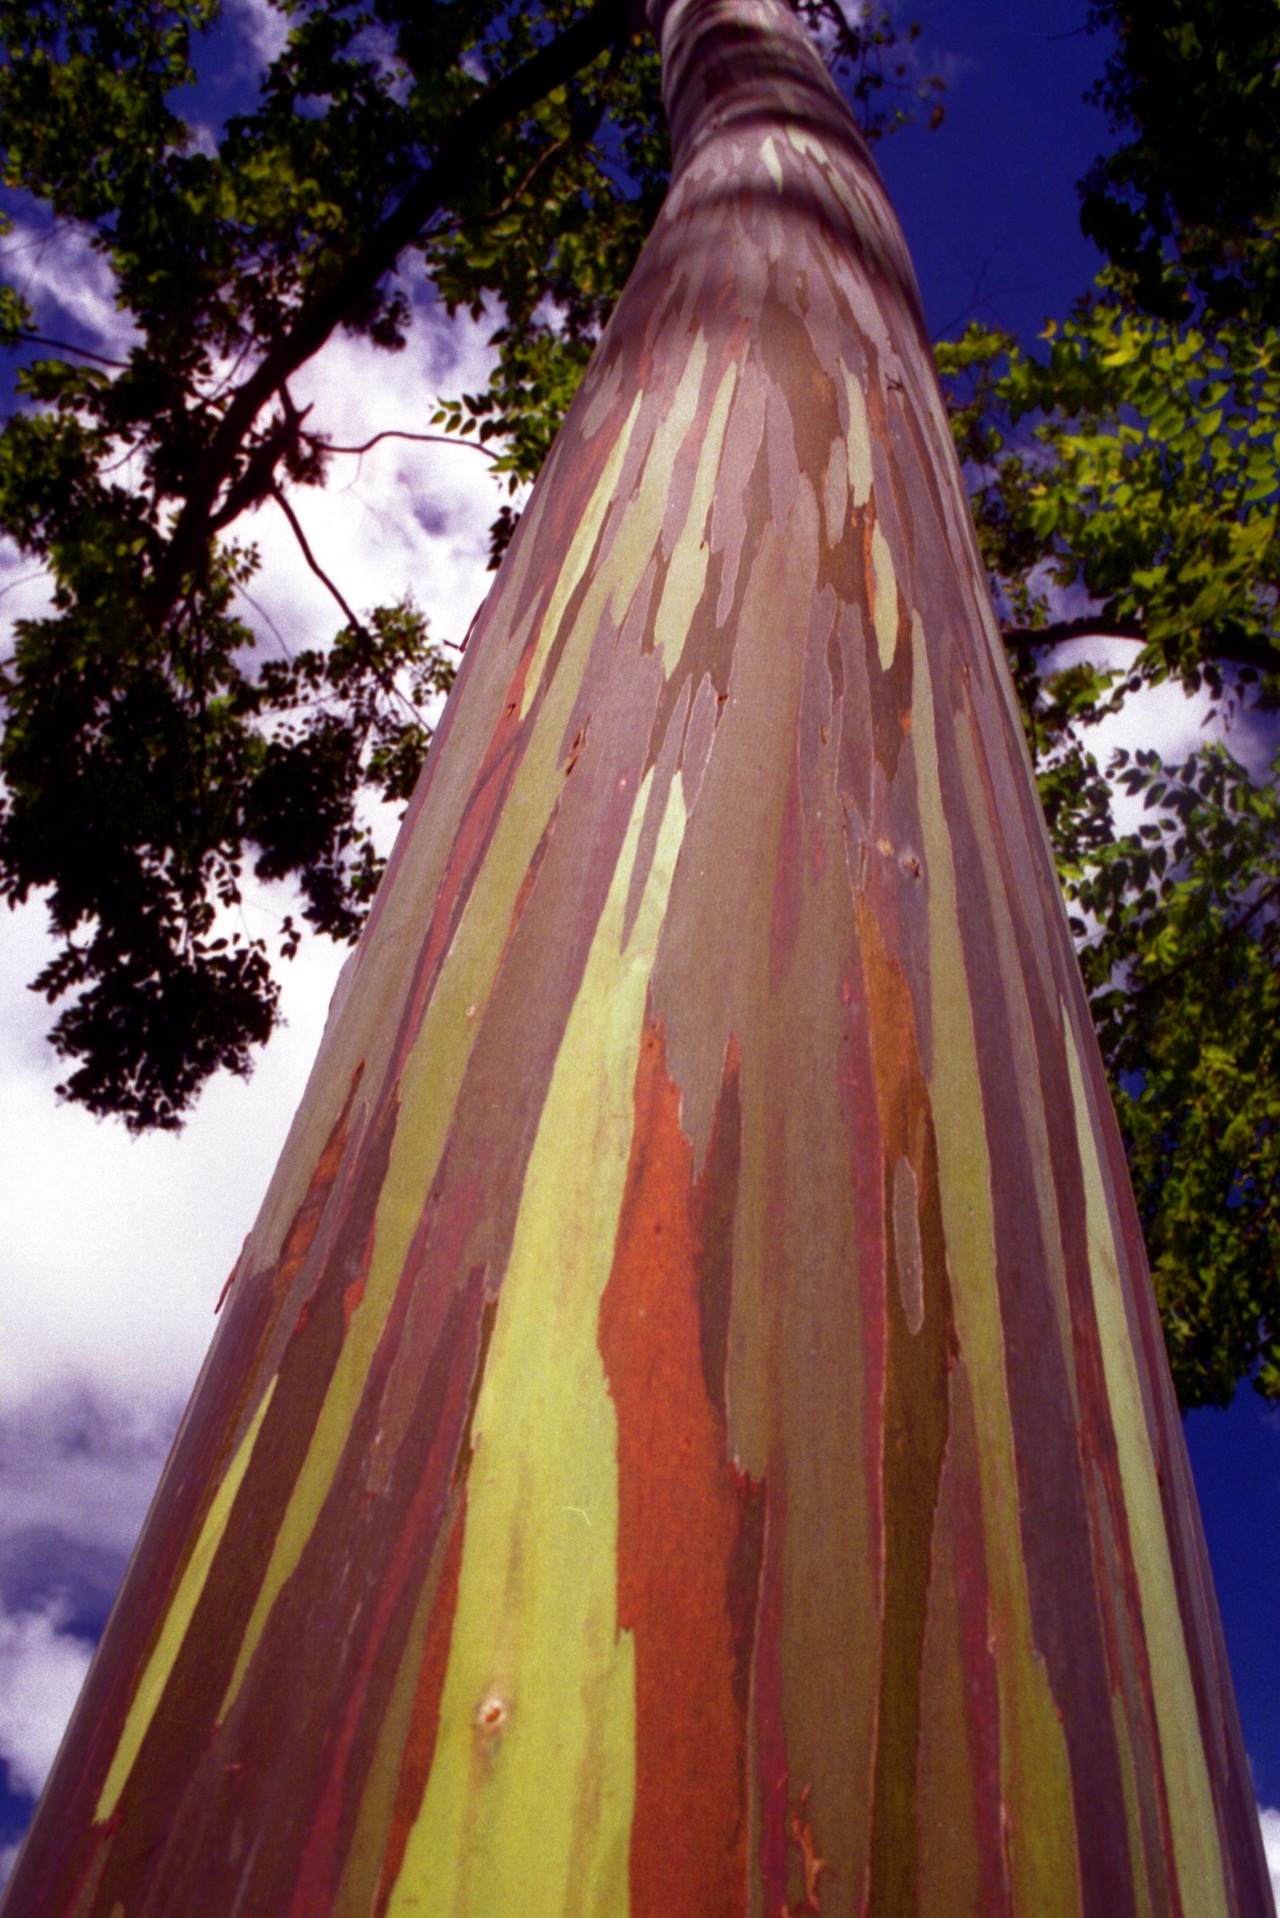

599,1016,757,1918
786,1783,830,1914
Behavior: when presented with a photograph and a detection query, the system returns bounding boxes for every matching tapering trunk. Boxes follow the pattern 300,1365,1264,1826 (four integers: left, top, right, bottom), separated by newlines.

5,0,1270,1912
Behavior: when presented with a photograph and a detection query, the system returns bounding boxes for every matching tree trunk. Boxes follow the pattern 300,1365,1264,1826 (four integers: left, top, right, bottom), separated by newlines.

5,0,1271,1912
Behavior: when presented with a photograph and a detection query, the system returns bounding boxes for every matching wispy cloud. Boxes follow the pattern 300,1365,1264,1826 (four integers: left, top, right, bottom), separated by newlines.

0,215,141,359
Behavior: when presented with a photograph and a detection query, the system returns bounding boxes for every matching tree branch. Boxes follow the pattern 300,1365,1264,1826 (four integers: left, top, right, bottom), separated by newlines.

12,330,128,369
152,0,628,626
270,485,364,634
1001,616,1280,677
1000,617,1148,655
318,429,499,459
270,487,434,722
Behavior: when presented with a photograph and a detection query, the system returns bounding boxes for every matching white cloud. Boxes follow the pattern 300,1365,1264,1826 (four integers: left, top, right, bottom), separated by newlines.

0,1394,175,1564
1259,1805,1280,1909
256,283,505,657
0,216,141,359
0,1601,93,1800
226,0,289,69
0,881,348,1423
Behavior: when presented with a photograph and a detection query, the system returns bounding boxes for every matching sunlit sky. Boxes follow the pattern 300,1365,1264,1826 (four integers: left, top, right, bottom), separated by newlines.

0,0,1277,1891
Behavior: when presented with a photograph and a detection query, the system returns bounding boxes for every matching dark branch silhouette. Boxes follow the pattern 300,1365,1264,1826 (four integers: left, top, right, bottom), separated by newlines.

151,0,628,628
318,429,500,459
270,485,365,635
1001,615,1279,676
13,330,129,368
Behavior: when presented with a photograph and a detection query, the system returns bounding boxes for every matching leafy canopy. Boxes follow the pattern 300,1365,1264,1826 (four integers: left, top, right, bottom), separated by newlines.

0,0,933,1130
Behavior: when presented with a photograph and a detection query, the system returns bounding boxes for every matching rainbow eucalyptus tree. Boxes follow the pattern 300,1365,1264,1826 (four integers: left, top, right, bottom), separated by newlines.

3,0,1271,1912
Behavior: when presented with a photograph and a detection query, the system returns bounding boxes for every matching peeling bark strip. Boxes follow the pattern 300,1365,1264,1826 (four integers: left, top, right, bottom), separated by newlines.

5,0,1271,1912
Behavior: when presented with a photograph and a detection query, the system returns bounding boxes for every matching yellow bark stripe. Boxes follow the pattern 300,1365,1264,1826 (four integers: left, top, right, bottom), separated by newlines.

95,1378,278,1822
1064,1015,1230,1918
842,362,872,508
652,360,737,674
870,518,898,670
910,612,1082,1917
385,768,687,1918
519,392,643,719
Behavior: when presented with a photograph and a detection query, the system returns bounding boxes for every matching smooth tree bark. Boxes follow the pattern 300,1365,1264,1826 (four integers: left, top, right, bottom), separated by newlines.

4,0,1271,1912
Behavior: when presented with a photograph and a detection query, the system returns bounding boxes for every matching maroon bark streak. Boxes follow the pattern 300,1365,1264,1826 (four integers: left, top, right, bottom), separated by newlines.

949,1373,1011,1916
940,704,1139,1914
836,941,887,1597
856,895,954,1918
752,1478,791,1917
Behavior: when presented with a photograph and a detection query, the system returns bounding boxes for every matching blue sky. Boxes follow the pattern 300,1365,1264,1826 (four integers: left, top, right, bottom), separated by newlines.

0,0,1278,1888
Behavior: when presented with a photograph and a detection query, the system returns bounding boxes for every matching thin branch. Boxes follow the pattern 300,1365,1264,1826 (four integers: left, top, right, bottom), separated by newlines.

270,485,365,633
318,428,500,459
430,135,573,243
1001,617,1148,654
1001,616,1280,677
234,581,295,660
11,330,129,369
0,568,50,603
269,487,428,723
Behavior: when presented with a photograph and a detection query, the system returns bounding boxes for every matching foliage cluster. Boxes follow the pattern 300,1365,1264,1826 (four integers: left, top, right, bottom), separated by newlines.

930,0,1280,1401
1054,741,1280,1405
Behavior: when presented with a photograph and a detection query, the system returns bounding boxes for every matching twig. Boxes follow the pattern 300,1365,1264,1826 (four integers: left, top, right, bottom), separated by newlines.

11,330,128,369
270,485,365,634
0,568,50,603
1001,617,1279,678
269,486,429,723
1002,617,1148,654
233,582,295,660
318,428,500,459
431,136,572,243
